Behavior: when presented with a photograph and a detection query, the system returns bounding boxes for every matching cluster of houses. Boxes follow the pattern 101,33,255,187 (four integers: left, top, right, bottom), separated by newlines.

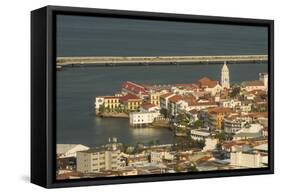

95,63,268,130
56,63,269,180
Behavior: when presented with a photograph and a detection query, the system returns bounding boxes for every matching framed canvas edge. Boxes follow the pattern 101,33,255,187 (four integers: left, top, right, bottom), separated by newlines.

31,5,274,188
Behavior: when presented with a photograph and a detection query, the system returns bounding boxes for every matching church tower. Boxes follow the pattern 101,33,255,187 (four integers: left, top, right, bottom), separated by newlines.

221,62,230,89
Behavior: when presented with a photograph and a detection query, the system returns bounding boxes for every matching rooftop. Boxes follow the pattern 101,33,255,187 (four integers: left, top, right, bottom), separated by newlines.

197,77,219,88
122,81,147,94
119,93,141,102
242,80,264,87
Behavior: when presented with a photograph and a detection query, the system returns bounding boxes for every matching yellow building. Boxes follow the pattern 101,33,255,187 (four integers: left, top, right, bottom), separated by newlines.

208,107,232,130
104,96,120,111
120,93,142,111
95,96,120,113
149,92,160,107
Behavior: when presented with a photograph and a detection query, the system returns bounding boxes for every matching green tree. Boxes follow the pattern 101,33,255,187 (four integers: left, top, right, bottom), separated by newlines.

230,87,241,98
160,108,168,118
193,120,203,129
98,104,106,113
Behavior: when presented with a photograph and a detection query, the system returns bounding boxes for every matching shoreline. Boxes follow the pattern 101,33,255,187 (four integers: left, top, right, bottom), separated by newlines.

97,112,129,118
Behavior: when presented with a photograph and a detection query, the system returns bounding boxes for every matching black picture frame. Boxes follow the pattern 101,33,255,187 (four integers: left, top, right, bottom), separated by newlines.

31,5,274,188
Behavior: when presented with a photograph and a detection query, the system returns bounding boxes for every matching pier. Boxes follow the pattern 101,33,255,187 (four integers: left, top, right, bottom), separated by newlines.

56,55,268,67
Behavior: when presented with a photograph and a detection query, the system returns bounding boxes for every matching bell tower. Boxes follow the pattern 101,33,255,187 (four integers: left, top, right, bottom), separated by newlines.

221,62,230,89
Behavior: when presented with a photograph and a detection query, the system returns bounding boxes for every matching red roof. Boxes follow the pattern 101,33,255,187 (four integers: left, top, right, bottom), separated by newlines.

119,93,141,102
103,96,119,99
197,77,219,88
208,107,232,114
122,81,147,94
160,92,174,98
168,95,183,103
141,102,157,110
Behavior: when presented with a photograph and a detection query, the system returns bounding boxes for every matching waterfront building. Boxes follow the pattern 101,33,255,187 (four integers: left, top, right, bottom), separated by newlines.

95,96,120,113
57,144,89,158
119,93,142,111
207,107,232,130
122,81,148,98
230,152,263,168
197,77,222,96
129,111,160,126
221,62,230,89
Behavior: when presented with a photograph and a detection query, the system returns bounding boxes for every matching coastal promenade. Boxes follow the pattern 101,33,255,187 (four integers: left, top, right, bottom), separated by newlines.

56,55,268,67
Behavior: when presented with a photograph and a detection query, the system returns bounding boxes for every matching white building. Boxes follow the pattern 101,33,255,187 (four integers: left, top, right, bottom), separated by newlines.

95,96,105,110
230,152,262,168
77,140,121,173
57,144,89,158
221,62,230,89
203,138,219,151
205,84,223,96
239,123,264,133
129,111,160,126
160,93,176,109
190,129,211,141
150,151,174,163
239,102,252,112
259,72,268,89
220,99,241,109
224,116,252,134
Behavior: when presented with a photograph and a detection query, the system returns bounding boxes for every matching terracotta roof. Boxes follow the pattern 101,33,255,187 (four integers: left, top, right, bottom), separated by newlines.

103,96,120,99
119,93,141,102
197,77,219,88
248,112,268,118
160,92,174,98
243,80,264,87
168,95,183,103
122,81,147,94
141,102,157,109
208,107,232,114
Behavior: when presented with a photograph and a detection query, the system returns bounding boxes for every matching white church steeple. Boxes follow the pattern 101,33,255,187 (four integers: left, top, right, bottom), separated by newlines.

221,62,230,89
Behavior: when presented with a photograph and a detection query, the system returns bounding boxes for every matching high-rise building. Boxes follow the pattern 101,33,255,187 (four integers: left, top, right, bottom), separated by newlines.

76,138,121,173
221,62,230,89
